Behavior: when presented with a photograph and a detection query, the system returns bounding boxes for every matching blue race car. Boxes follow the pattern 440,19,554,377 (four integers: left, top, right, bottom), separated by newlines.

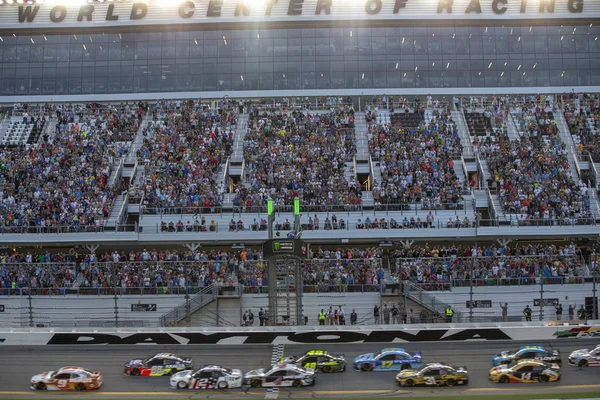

493,345,561,366
354,348,422,371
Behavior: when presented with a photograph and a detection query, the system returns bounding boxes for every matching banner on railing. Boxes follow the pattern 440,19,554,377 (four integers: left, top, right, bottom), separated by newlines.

0,305,4,313
466,300,492,308
131,304,157,312
534,299,559,307
2,325,599,346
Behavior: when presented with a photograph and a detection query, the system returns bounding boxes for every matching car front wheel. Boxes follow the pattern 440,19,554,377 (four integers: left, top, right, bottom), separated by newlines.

218,381,228,389
292,380,302,387
361,364,372,372
499,376,509,384
446,379,456,387
36,383,47,391
578,359,588,367
177,381,188,389
404,379,414,387
251,379,261,388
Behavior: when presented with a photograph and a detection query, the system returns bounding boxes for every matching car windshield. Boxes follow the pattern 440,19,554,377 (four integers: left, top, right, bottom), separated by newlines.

48,371,57,378
372,351,382,359
221,367,233,374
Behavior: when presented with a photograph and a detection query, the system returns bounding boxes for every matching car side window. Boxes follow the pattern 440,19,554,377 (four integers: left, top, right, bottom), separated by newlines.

212,371,222,378
521,352,536,359
395,354,407,360
379,354,395,361
271,370,286,377
199,371,212,379
303,356,318,364
54,373,70,380
517,365,534,372
424,369,440,376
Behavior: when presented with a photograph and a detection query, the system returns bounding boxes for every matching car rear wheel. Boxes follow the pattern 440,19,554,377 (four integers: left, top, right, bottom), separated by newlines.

578,359,588,367
130,369,140,376
322,366,332,373
76,383,86,391
251,379,261,388
177,381,188,389
292,380,302,387
401,364,411,370
539,375,549,383
404,379,414,387
361,364,373,372
499,376,509,384
36,383,47,391
446,379,456,387
217,381,228,390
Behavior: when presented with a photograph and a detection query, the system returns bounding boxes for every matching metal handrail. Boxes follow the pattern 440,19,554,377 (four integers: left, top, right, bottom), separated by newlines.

159,285,217,327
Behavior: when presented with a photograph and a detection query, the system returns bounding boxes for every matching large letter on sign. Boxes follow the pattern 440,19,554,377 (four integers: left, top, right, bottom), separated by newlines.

539,0,555,12
179,1,195,18
130,3,148,19
18,6,40,22
50,6,67,22
465,0,481,13
365,0,382,14
315,0,331,14
437,0,453,13
492,0,508,13
568,0,583,12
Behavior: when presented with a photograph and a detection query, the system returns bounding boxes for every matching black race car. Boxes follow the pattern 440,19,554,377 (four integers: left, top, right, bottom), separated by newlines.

493,346,561,366
281,350,346,373
124,353,193,376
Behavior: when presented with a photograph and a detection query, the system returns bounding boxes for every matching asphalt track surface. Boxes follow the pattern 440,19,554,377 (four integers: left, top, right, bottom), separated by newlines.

2,339,600,399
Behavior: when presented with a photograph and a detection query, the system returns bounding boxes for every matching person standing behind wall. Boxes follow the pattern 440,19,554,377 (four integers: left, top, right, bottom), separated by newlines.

373,304,380,324
500,303,508,322
318,309,326,325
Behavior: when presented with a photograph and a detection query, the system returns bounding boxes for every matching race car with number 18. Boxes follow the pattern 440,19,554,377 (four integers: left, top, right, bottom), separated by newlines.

124,353,193,376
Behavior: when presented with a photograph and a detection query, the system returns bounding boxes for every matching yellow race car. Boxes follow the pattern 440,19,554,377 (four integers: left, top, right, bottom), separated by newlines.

396,363,468,387
489,359,560,383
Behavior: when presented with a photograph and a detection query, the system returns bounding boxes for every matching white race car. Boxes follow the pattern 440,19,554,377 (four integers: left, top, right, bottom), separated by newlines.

170,365,243,390
244,364,315,388
568,344,600,367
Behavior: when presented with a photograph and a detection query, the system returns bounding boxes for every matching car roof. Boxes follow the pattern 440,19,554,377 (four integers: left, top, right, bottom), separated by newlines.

305,350,329,356
519,345,545,352
381,347,406,353
513,359,547,367
152,352,178,359
198,365,225,371
423,363,450,368
57,367,92,374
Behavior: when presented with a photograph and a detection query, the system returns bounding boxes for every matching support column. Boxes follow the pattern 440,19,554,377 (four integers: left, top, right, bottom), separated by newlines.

496,237,511,248
85,244,99,254
183,243,200,252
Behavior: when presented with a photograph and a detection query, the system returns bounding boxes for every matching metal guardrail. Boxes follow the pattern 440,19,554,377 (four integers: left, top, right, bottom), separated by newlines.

159,285,217,327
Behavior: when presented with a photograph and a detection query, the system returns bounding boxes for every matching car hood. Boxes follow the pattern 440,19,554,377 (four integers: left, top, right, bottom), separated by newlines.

396,370,417,378
570,349,589,357
171,371,192,379
245,368,266,378
125,359,144,367
490,365,509,374
354,353,374,362
31,372,52,382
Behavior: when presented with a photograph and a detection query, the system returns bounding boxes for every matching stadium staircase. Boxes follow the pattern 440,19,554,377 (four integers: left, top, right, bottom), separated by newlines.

450,110,474,159
507,114,521,141
231,114,247,166
554,110,582,178
354,112,370,161
159,286,217,327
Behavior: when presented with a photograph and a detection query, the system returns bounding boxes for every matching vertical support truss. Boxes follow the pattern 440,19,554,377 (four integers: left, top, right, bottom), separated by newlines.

267,257,303,326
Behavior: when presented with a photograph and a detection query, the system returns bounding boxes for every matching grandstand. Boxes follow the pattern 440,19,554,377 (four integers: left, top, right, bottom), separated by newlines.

0,0,599,328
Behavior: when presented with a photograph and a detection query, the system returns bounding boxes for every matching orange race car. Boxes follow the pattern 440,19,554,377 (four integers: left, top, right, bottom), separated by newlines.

30,366,103,391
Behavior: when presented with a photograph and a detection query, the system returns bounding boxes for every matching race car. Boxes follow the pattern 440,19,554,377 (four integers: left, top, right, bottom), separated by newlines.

30,366,103,391
354,348,422,371
244,364,315,387
170,365,243,390
396,363,468,387
281,349,346,373
492,345,561,366
489,359,561,383
124,353,193,376
568,344,600,367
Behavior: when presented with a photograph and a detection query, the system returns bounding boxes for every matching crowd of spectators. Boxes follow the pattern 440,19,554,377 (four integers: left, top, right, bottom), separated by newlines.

0,102,142,232
471,96,591,224
392,243,585,290
367,108,465,208
137,99,236,212
563,93,600,162
238,104,361,210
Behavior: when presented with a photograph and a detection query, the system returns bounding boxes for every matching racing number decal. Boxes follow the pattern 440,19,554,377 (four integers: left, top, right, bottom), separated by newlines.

303,362,317,369
193,378,213,389
57,380,68,388
424,377,436,385
151,366,163,375
381,361,393,369
521,373,532,380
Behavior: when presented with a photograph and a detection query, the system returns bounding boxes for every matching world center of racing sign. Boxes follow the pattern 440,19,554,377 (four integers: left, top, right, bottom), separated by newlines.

1,0,596,30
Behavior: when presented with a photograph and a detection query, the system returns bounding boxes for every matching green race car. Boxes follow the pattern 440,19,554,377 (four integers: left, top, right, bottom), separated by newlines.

281,350,346,373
